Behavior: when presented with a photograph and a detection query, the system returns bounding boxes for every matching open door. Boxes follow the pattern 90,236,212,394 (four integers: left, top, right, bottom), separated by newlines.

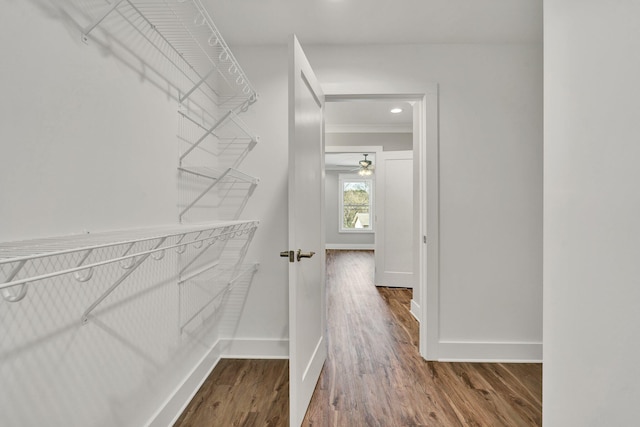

286,35,326,426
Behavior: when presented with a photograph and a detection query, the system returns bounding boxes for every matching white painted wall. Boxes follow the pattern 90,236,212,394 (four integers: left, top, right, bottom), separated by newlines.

0,2,177,243
234,41,543,361
544,1,640,424
326,132,413,151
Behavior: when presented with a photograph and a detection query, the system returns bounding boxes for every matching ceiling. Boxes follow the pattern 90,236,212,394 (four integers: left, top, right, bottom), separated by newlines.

325,99,413,131
203,1,541,127
203,0,542,46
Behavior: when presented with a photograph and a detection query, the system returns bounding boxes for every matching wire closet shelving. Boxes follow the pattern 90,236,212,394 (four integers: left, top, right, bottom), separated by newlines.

0,221,259,322
77,0,262,219
81,0,258,115
1,1,261,323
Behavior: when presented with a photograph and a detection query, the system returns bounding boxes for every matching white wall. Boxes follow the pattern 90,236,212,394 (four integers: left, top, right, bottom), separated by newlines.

0,2,177,242
326,132,413,150
234,41,543,361
544,1,640,424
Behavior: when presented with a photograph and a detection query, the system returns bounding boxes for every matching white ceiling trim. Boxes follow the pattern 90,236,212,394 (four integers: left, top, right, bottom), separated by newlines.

326,124,412,134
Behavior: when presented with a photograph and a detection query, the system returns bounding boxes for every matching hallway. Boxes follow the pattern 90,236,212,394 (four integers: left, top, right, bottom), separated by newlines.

303,250,541,426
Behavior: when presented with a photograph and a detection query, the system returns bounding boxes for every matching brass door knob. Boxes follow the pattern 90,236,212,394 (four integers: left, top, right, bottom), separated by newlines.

296,250,316,262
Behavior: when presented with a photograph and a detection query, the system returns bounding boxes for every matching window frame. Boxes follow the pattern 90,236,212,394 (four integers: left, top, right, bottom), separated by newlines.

338,173,375,233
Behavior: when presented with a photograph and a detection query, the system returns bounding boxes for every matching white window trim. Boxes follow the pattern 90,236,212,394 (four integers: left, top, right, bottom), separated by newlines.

338,173,375,233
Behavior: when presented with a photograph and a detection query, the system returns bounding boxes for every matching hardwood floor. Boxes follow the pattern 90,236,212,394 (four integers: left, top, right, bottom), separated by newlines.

175,250,542,426
174,358,289,426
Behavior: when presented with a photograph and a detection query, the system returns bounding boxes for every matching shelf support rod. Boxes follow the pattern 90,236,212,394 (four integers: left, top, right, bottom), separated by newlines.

81,236,167,324
228,113,259,144
178,169,231,220
178,260,220,284
228,263,259,286
81,0,126,41
180,263,259,333
179,110,233,164
178,230,221,275
179,67,217,103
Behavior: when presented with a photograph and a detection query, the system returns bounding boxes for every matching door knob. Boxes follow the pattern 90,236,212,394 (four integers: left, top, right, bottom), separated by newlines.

280,250,294,262
296,249,315,262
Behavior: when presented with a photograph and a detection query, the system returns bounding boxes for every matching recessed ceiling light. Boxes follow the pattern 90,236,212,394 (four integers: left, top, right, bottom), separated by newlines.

390,108,403,114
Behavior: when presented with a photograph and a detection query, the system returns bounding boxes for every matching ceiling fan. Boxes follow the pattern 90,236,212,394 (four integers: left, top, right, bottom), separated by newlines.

355,154,374,176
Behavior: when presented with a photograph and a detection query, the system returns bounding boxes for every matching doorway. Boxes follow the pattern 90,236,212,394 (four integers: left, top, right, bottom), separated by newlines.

322,91,438,359
324,98,416,299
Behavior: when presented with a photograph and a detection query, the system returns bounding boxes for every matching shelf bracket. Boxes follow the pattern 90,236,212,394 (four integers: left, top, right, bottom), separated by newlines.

81,236,167,324
179,110,233,164
1,260,28,303
73,249,94,282
81,0,126,42
178,168,230,220
227,113,259,144
179,263,259,333
179,67,217,103
178,229,221,275
178,260,220,284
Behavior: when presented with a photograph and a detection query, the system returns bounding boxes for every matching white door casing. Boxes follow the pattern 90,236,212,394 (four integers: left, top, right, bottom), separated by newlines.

287,35,327,426
375,150,414,288
323,84,439,361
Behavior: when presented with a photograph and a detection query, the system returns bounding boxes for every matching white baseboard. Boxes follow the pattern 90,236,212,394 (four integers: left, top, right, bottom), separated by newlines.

147,338,288,427
325,243,375,250
410,299,421,322
436,341,542,363
218,338,289,359
148,340,224,427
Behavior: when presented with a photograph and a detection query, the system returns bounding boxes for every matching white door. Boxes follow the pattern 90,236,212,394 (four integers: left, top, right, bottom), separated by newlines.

287,35,326,427
375,150,414,287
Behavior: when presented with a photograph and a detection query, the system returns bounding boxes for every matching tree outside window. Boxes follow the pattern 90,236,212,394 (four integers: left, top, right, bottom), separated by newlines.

339,175,374,232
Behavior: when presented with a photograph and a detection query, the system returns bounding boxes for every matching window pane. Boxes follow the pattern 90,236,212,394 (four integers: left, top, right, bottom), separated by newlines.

342,180,371,229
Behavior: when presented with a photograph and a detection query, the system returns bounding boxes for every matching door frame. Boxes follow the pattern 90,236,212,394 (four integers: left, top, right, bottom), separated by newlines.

323,83,439,360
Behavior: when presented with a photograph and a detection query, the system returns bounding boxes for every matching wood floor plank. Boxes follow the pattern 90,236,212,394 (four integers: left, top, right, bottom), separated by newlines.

174,359,289,427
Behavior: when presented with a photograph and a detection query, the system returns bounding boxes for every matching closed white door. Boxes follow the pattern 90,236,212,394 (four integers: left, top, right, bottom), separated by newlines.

287,35,326,427
375,150,414,287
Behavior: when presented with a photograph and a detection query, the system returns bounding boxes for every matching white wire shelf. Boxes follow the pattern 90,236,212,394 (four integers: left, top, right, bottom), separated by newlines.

177,166,260,220
178,262,259,333
0,221,259,316
178,108,258,165
81,0,257,114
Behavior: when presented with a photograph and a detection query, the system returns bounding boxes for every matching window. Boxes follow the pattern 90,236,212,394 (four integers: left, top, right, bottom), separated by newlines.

339,174,374,232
